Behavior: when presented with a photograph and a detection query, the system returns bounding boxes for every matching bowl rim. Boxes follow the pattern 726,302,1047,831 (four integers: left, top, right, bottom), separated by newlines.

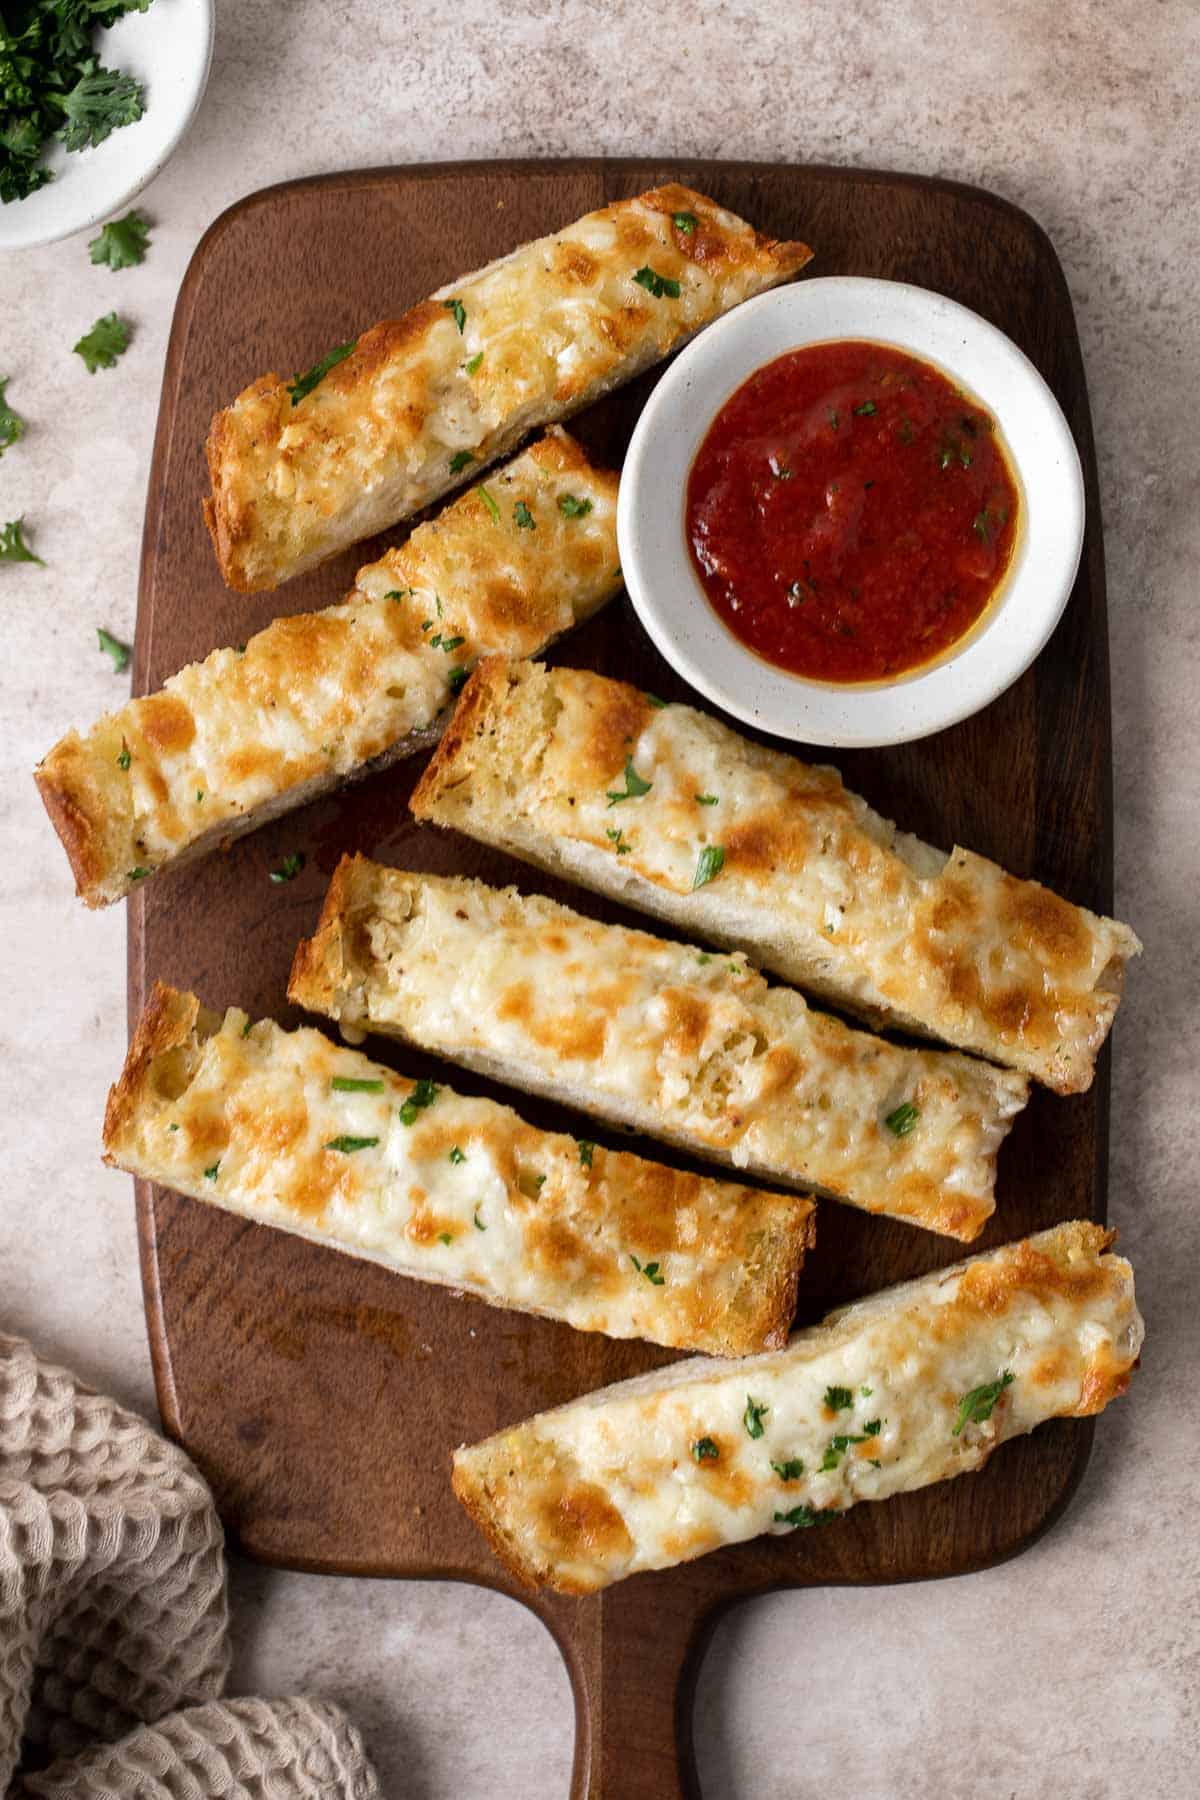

617,274,1085,748
0,0,215,252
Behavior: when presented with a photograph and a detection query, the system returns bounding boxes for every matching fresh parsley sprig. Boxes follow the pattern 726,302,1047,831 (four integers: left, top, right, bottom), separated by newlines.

1,517,44,565
0,377,25,454
74,312,129,373
89,209,150,270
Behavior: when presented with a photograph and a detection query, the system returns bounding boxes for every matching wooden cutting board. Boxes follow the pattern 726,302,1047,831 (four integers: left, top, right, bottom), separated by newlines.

130,160,1113,1798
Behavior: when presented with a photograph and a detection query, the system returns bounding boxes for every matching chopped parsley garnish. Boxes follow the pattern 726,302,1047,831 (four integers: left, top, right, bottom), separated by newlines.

449,450,475,475
331,1076,384,1093
823,1386,854,1412
863,1419,882,1437
606,757,652,805
774,1505,838,1528
399,1078,439,1125
633,265,681,299
743,1396,768,1439
473,1209,486,1230
672,211,698,234
126,865,151,882
606,826,631,855
439,1232,452,1245
196,790,204,803
478,484,500,522
1,518,43,564
853,399,877,416
269,852,305,884
630,1254,665,1285
116,746,131,769
89,210,150,270
449,1145,466,1164
430,633,465,653
97,627,130,673
241,1018,253,1038
287,339,356,405
203,1161,220,1181
952,1370,1014,1436
324,1135,379,1154
463,351,484,375
385,588,410,602
692,844,725,889
770,1457,805,1481
860,1385,873,1397
74,312,129,373
691,1437,720,1461
513,501,536,530
447,666,469,695
577,1139,595,1167
820,1432,867,1471
558,493,593,518
828,409,840,430
695,793,718,806
884,1101,920,1137
644,692,666,708
973,510,991,542
0,377,25,455
0,6,155,202
443,297,467,334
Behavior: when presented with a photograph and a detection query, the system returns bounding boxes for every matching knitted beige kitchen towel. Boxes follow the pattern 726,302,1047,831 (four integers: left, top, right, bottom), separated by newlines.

0,1334,379,1798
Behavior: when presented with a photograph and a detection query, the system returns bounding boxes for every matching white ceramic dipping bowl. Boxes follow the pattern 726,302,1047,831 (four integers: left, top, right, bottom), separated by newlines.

618,276,1085,748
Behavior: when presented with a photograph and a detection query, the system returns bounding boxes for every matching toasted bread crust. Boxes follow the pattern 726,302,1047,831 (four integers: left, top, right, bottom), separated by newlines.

291,857,1028,1242
452,1221,1143,1592
38,435,618,909
203,185,811,591
412,660,1141,1093
105,983,815,1358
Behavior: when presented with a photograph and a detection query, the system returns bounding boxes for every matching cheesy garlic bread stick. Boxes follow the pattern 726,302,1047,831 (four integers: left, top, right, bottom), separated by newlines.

290,858,1029,1242
412,660,1141,1094
36,432,618,908
103,984,816,1358
453,1220,1143,1593
203,184,811,591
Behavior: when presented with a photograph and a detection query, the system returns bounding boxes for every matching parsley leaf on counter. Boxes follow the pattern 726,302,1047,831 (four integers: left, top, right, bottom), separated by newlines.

74,312,129,373
97,627,130,672
88,209,150,270
0,377,25,454
1,518,44,564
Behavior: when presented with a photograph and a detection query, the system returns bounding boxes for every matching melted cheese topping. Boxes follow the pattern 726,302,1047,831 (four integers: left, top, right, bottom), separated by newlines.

412,661,1142,1093
203,185,811,590
291,861,1028,1241
452,1221,1143,1592
36,432,618,908
103,985,815,1357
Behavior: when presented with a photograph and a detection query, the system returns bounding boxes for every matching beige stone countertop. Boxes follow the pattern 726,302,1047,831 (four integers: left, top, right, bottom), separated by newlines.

2,2,1195,1794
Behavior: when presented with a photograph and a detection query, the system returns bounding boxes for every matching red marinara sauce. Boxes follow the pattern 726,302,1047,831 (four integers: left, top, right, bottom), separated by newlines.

686,340,1020,683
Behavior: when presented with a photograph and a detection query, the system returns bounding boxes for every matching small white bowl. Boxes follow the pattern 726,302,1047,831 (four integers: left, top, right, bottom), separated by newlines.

0,0,214,252
618,276,1085,748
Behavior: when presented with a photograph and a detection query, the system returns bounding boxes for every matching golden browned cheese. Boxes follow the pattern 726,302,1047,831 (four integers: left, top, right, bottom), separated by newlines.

452,1221,1143,1593
102,984,816,1357
411,660,1141,1093
203,185,811,591
35,432,619,908
290,857,1030,1241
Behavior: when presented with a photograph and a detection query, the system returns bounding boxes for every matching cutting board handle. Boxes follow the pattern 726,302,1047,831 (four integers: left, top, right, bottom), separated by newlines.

539,1572,735,1798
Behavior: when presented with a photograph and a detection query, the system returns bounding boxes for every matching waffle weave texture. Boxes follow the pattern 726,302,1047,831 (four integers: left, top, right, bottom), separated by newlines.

1,1334,379,1799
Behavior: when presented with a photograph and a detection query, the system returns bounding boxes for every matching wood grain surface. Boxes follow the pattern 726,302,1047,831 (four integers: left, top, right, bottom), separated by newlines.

129,160,1113,1799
